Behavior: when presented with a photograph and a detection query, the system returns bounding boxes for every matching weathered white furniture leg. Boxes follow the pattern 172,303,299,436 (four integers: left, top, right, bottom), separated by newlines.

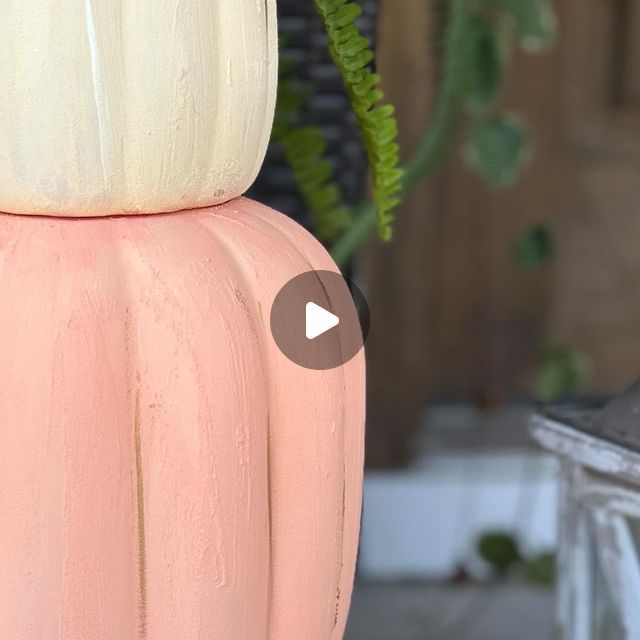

558,463,593,640
585,481,640,640
532,397,640,639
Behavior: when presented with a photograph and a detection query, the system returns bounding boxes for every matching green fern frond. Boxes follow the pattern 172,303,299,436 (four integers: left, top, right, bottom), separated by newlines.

331,0,470,266
314,0,403,241
278,126,354,240
273,79,353,241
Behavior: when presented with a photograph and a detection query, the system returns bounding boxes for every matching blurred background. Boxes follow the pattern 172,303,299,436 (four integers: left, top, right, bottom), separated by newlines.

251,0,640,637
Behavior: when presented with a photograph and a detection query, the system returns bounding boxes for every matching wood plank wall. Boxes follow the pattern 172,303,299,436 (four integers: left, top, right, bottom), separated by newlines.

361,0,566,467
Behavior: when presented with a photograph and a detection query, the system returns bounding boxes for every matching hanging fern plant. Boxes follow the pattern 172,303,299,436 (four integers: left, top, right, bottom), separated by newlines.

272,0,557,264
282,0,575,401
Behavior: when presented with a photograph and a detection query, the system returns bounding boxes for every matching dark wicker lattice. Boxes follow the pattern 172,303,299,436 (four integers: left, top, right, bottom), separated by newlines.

248,0,378,230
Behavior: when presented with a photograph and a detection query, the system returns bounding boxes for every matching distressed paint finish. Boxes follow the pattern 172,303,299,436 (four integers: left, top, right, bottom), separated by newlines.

556,463,593,640
0,198,365,639
532,412,640,639
531,413,640,486
0,0,277,217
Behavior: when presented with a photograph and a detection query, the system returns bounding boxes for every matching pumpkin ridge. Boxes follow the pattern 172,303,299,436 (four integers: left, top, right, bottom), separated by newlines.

132,391,149,639
190,212,277,639
114,210,272,636
200,200,363,637
228,201,359,638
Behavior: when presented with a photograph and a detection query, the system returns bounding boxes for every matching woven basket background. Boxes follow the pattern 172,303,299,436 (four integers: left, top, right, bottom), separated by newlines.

249,0,379,230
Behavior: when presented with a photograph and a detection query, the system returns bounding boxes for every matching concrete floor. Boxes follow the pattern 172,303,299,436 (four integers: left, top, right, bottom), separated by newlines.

345,581,554,640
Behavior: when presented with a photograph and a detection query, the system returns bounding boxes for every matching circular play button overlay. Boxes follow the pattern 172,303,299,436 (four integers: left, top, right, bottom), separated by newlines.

270,270,369,370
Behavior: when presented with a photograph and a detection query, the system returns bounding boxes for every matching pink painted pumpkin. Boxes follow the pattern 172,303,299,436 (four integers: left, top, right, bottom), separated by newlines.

0,1,365,638
0,200,365,639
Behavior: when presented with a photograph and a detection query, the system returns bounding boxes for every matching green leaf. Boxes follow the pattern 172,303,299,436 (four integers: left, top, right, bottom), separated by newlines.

488,0,558,52
524,552,555,588
477,532,521,574
535,348,591,401
465,18,510,113
515,224,553,270
465,114,530,187
314,0,403,241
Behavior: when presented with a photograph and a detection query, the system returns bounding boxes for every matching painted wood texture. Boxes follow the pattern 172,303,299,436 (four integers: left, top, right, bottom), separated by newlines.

0,0,277,217
532,413,640,638
0,198,365,639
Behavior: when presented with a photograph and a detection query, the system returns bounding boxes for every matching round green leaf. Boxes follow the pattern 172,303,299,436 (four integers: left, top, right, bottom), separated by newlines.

524,552,555,588
477,532,521,574
465,114,530,187
465,18,511,113
515,224,553,270
490,0,558,52
535,348,591,401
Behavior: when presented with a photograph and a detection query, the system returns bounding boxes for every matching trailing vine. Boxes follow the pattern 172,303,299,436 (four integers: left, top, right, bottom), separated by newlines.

274,0,557,264
328,0,556,266
313,0,403,241
273,0,579,398
331,0,473,266
402,0,472,193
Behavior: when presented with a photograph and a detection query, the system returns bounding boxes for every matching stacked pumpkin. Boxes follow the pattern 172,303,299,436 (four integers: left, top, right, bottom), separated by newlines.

0,2,365,639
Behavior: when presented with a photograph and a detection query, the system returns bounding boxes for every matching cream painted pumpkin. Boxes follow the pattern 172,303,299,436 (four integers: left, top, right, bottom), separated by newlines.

0,0,277,216
0,1,365,639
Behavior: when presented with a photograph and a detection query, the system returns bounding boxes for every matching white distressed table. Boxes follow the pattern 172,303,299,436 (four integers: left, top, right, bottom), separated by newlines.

531,389,640,640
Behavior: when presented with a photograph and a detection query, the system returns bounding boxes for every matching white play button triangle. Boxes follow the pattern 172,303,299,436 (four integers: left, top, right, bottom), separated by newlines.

271,271,369,369
306,302,340,340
